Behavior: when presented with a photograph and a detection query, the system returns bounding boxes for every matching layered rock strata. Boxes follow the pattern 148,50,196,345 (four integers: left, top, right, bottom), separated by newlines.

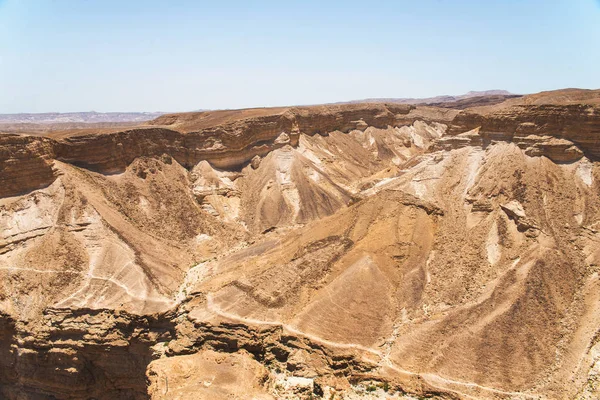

1,90,600,399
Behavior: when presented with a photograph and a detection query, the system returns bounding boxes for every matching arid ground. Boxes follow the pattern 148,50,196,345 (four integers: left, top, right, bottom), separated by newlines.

2,88,600,399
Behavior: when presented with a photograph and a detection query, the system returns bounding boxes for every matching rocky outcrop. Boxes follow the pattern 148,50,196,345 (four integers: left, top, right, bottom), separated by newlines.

0,311,17,394
0,134,56,198
447,104,600,161
0,104,417,198
0,308,175,400
3,102,599,198
3,92,600,399
284,103,414,135
0,300,450,400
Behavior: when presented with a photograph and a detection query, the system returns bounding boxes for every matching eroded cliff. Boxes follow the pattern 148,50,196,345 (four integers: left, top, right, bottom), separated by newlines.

1,89,600,399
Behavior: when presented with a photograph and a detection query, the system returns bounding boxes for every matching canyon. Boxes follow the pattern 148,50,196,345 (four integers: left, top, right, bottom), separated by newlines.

1,88,600,399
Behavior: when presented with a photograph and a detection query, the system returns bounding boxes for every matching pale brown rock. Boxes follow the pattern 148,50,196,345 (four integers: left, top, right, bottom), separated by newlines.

2,89,600,400
251,154,262,169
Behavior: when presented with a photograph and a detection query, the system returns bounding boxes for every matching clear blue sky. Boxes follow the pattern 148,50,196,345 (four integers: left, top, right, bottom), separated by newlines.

1,0,599,113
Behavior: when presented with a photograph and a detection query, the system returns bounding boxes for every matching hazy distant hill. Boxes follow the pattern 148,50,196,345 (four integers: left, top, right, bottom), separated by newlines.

344,90,519,105
0,111,165,124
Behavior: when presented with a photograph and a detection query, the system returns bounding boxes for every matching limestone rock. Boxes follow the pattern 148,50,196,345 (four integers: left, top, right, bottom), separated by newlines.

2,89,600,400
251,154,262,169
274,132,291,145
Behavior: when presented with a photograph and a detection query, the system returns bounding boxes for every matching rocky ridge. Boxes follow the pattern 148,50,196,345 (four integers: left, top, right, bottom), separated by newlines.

1,88,600,399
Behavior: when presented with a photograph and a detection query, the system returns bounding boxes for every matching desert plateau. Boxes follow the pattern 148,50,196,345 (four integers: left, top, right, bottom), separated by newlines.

2,88,600,399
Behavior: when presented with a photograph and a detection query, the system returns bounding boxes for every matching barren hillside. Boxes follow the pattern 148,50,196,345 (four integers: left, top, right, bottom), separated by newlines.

1,89,600,399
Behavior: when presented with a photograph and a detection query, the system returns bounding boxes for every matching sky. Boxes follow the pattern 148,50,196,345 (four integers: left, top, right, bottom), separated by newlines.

0,0,599,113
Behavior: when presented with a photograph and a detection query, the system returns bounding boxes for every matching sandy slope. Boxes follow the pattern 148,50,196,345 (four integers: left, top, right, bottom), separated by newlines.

1,90,600,399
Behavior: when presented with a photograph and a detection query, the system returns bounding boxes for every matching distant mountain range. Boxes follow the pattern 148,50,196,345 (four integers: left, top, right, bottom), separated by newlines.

0,91,518,124
343,90,518,105
0,111,166,124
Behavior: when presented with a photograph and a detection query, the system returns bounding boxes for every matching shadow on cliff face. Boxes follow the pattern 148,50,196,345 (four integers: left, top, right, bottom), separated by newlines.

0,308,176,400
0,312,18,398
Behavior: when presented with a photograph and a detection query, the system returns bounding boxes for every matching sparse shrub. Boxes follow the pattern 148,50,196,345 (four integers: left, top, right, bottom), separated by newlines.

366,384,377,392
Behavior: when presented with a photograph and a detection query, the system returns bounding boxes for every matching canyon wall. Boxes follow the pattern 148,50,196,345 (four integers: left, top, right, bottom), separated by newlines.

1,93,600,399
2,102,599,198
2,102,599,199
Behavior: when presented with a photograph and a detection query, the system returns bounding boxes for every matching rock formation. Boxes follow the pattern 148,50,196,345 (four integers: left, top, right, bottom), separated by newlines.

1,88,600,399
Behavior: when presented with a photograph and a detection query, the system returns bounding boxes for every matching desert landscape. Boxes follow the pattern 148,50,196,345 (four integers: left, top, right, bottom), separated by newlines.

1,88,600,399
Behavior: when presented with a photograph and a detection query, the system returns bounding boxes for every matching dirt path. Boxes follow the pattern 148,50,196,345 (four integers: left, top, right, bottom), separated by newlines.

205,293,542,399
